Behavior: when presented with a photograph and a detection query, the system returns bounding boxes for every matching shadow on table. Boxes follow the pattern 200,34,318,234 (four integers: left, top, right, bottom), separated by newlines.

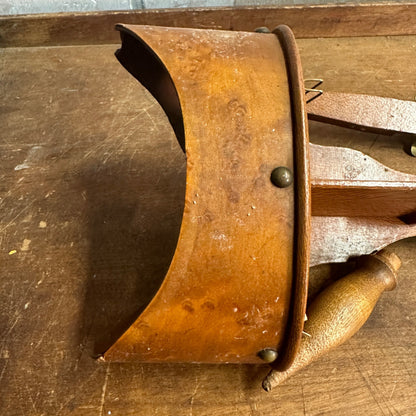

77,148,185,357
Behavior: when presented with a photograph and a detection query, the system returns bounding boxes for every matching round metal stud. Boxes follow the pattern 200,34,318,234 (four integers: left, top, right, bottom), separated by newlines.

257,348,278,363
270,166,293,188
410,142,416,157
254,27,271,33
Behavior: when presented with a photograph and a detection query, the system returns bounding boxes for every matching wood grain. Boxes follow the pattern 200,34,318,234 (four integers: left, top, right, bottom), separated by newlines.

307,92,416,135
0,30,415,416
105,25,297,365
310,143,416,216
271,24,311,372
264,250,400,391
1,3,416,47
310,216,416,266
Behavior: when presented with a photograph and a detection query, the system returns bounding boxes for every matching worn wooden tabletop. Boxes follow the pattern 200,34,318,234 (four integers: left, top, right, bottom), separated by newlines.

1,14,416,415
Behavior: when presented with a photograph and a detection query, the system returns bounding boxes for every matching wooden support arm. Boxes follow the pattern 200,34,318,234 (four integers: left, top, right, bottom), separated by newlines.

307,92,416,135
309,143,416,265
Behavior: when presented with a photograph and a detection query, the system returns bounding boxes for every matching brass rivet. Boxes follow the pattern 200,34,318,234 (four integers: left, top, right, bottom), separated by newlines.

254,27,271,33
271,166,293,188
257,348,278,363
411,142,416,157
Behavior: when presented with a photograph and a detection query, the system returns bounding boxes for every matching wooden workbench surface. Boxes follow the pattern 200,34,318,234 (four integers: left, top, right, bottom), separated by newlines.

1,8,416,415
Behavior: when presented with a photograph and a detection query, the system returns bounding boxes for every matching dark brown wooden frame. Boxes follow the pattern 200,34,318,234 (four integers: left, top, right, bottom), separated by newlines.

1,3,416,48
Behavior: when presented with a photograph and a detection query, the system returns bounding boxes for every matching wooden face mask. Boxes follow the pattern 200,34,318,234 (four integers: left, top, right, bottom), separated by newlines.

102,24,416,390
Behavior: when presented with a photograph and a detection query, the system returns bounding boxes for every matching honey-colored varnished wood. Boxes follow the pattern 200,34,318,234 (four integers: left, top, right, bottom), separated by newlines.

105,24,416,373
104,25,307,367
272,24,311,372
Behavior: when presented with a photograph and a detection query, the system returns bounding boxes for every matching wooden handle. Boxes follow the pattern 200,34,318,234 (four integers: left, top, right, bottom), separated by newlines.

263,249,400,392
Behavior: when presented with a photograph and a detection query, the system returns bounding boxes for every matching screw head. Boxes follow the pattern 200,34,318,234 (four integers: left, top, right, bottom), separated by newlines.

257,348,278,363
254,27,271,33
271,166,293,188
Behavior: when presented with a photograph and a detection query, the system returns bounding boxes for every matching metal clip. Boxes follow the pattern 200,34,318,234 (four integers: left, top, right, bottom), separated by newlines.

305,79,323,103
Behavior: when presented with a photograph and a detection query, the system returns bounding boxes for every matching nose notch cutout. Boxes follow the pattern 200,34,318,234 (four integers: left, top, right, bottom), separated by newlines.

115,28,185,152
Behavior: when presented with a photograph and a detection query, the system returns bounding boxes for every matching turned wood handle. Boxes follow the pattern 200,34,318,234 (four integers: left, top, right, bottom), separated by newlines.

263,249,400,392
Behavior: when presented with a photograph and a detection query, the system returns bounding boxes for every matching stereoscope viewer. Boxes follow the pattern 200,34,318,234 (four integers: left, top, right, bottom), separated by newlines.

101,24,416,391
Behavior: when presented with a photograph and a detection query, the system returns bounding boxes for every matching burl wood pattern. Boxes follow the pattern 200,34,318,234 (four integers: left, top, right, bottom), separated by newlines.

105,24,416,369
105,26,298,364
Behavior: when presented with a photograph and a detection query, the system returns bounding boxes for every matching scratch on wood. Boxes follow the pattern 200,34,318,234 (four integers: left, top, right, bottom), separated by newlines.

99,363,110,416
301,384,307,416
82,109,151,161
2,315,20,339
248,401,258,416
0,360,8,383
0,200,35,234
56,366,102,415
389,382,397,400
189,376,200,416
141,107,158,130
348,353,392,416
26,384,38,413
